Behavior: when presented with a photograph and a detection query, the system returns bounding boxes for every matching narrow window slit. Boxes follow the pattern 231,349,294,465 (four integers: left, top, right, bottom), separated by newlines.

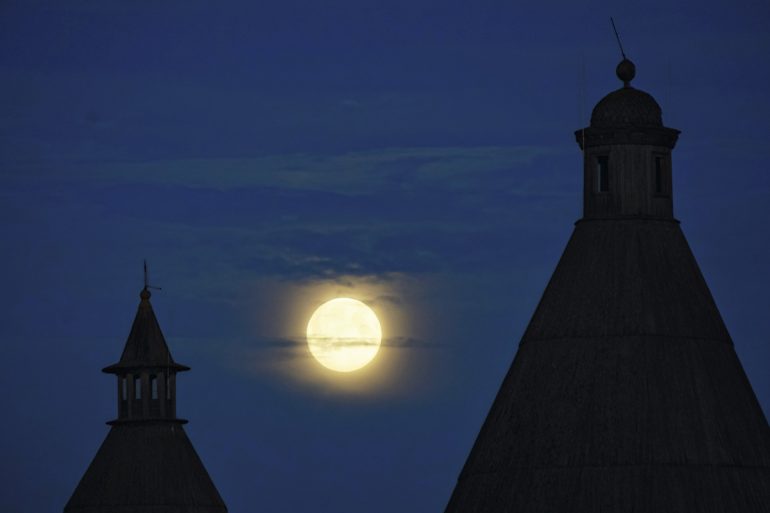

596,156,609,192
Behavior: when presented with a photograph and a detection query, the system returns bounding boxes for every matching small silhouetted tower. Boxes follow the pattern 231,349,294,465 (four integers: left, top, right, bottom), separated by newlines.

65,286,227,513
444,60,770,511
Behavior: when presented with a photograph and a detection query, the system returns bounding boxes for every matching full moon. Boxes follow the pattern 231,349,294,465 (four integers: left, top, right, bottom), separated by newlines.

306,298,382,372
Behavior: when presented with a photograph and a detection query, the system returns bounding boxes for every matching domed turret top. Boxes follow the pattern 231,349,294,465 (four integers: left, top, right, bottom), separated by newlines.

589,59,663,128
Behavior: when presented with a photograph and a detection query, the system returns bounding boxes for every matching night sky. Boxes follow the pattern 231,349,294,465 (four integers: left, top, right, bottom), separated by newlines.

2,1,769,512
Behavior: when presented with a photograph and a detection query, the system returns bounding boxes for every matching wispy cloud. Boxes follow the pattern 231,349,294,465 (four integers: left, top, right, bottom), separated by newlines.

210,331,442,398
40,145,556,194
382,336,444,348
228,333,441,364
1,144,576,287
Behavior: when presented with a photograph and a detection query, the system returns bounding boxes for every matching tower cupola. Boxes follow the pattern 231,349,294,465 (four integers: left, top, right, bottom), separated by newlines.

65,268,227,513
102,287,190,424
576,59,680,219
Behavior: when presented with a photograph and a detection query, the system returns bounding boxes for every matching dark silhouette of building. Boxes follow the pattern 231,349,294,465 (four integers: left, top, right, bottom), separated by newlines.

65,287,227,513
445,60,770,511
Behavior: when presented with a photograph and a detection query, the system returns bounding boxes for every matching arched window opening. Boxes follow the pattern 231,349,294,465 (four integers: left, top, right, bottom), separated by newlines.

135,376,142,399
122,377,127,400
151,376,158,399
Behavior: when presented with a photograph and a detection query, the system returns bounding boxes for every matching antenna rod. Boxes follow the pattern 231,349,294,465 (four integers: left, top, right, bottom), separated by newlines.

610,17,627,60
143,259,162,291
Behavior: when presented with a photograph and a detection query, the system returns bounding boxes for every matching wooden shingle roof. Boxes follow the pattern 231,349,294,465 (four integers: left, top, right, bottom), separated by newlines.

65,287,226,513
445,60,770,511
445,219,770,511
64,423,227,513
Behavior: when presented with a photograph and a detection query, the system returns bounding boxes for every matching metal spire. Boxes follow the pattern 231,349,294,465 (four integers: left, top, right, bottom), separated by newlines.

142,259,161,296
610,17,627,60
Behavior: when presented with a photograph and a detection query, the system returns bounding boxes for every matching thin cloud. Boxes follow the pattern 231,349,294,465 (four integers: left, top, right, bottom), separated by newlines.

382,336,444,348
369,294,403,307
232,334,443,367
42,145,554,194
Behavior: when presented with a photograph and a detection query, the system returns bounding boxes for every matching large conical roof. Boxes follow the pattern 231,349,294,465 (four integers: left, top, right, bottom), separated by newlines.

64,423,227,513
444,60,770,511
65,283,227,513
446,219,770,511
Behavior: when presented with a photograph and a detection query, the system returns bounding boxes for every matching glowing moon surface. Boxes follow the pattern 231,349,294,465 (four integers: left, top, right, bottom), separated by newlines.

306,298,382,372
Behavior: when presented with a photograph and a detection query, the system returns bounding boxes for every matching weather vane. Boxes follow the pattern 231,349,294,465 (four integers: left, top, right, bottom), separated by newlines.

143,259,162,292
610,17,627,60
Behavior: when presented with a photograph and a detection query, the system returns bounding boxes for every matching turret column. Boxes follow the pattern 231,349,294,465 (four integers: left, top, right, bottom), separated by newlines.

158,371,166,417
126,373,134,419
575,58,679,220
102,285,190,425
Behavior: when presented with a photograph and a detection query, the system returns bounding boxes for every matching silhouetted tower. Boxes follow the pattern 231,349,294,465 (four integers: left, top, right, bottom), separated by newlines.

65,284,227,513
445,60,770,511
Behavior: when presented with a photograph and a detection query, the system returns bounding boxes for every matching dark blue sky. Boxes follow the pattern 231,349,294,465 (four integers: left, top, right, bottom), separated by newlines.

2,1,769,512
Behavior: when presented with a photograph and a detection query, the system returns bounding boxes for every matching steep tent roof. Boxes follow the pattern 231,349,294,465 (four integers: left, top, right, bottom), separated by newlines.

444,60,770,512
446,220,770,511
103,288,189,373
65,287,226,513
65,423,227,513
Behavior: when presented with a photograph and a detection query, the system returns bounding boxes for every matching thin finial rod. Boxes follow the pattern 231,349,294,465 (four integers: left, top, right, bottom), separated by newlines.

610,17,627,60
143,259,162,291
